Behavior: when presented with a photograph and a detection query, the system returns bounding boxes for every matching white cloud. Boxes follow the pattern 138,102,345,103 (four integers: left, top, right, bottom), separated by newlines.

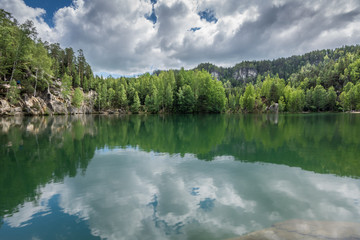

1,0,360,75
0,0,56,42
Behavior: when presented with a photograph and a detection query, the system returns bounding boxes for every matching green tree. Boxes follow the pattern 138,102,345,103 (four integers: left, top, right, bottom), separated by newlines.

164,85,173,111
240,84,256,112
278,96,285,112
61,73,72,99
327,86,337,111
118,84,128,109
30,41,53,96
228,93,236,111
287,88,305,112
145,83,159,113
107,88,116,108
6,79,20,104
72,87,84,108
131,91,140,113
312,85,327,111
177,85,195,113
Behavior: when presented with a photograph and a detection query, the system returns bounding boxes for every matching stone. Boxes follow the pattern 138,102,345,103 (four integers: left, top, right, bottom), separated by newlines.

267,103,279,113
23,96,49,115
0,99,11,115
228,219,360,240
233,68,258,81
47,94,68,115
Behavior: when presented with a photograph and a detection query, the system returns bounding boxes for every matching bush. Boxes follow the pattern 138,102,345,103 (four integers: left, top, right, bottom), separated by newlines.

72,88,84,108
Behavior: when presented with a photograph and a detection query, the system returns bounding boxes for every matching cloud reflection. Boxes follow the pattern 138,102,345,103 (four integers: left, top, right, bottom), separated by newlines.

4,148,360,239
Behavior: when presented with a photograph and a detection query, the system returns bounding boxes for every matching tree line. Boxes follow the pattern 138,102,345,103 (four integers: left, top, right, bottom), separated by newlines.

0,10,94,105
1,9,360,113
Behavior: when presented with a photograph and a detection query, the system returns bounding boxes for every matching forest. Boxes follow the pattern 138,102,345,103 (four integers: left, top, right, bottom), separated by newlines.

1,9,360,114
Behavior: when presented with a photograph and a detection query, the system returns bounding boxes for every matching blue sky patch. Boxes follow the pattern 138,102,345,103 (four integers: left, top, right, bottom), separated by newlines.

24,0,73,28
145,0,157,24
198,9,218,23
189,27,201,32
198,198,215,211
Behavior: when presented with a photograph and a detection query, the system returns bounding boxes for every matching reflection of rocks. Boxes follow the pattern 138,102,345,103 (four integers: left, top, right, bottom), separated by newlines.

0,116,23,133
0,115,96,138
230,219,360,240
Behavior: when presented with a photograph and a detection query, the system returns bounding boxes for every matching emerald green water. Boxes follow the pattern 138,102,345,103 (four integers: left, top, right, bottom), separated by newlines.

0,113,360,239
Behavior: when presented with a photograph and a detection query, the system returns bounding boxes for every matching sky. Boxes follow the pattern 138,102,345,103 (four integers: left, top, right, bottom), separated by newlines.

1,0,360,76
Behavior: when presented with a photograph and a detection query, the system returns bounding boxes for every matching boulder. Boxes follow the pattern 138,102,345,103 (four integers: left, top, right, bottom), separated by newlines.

47,94,68,115
23,95,49,115
0,99,12,115
267,103,279,113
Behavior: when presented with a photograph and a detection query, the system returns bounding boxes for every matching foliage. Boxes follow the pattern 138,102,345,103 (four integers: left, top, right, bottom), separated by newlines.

72,87,84,108
131,91,140,113
240,84,255,112
6,79,19,104
0,10,93,101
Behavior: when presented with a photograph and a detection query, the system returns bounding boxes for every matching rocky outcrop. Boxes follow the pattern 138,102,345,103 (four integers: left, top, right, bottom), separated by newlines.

0,90,99,116
229,219,360,240
47,93,69,115
233,68,257,81
211,71,220,80
23,95,49,115
267,103,279,113
0,99,23,115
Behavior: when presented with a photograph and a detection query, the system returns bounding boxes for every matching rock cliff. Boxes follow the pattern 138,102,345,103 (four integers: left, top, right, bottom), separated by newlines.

0,88,97,116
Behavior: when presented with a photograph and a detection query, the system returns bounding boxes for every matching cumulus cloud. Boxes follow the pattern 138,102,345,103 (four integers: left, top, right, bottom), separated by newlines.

0,0,55,41
1,0,360,75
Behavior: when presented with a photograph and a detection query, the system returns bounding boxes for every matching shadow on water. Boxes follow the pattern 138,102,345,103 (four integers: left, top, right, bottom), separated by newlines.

1,113,360,222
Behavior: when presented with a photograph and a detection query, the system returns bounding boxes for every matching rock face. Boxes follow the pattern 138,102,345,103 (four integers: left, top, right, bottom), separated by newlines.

233,68,257,81
0,99,22,115
47,93,68,115
0,99,12,115
211,71,220,80
23,95,49,115
267,103,279,113
229,219,360,240
0,89,98,116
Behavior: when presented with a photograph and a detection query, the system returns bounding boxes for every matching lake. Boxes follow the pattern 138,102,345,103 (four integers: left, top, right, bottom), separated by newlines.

1,113,360,240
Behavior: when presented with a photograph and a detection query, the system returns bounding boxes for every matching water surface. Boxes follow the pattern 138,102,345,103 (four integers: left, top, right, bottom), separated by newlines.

0,114,360,239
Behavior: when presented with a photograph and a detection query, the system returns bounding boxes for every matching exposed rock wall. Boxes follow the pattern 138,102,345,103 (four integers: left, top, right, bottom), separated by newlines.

0,90,98,116
233,68,257,81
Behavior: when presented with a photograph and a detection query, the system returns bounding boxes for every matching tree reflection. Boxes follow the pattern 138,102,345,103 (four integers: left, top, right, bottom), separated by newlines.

1,113,360,220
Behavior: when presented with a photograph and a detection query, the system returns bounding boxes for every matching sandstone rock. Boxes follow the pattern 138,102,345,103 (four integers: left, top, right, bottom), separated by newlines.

47,94,68,115
0,99,11,115
1,88,97,116
233,68,257,81
23,95,49,115
267,103,279,113
229,219,360,240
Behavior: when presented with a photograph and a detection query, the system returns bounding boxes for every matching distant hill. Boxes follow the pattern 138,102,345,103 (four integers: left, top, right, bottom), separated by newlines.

194,45,360,86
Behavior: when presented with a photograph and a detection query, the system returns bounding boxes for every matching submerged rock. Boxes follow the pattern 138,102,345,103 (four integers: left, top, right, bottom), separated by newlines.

229,219,360,240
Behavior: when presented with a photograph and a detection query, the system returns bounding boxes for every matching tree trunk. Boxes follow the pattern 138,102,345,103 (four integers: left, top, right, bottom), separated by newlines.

10,60,17,82
33,69,38,97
